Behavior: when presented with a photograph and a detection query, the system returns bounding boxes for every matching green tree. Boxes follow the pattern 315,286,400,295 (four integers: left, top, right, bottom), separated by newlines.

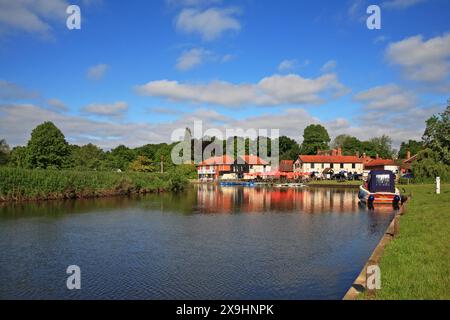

26,122,70,169
332,135,363,155
422,106,450,165
412,148,450,182
0,139,10,165
69,143,105,170
129,155,155,172
105,145,136,170
300,124,330,155
362,135,394,159
398,140,424,159
277,136,300,160
8,146,27,167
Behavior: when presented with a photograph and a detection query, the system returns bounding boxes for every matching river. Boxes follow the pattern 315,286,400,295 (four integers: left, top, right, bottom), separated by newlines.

0,185,396,300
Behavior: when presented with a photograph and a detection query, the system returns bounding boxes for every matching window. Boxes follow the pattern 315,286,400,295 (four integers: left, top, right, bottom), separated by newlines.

311,163,315,169
322,163,325,169
352,163,356,169
340,163,344,169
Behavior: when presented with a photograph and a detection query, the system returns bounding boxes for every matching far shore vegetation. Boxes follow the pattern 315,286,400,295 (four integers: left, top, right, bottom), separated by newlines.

0,105,449,201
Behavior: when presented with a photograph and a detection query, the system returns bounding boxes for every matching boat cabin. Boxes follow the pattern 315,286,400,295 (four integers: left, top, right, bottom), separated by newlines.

366,170,396,193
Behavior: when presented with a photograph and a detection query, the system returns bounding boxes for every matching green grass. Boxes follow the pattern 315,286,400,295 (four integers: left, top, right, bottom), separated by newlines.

366,184,450,300
307,180,362,186
0,167,187,201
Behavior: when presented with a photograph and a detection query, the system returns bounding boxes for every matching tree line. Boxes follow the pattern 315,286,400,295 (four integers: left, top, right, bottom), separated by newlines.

0,105,448,181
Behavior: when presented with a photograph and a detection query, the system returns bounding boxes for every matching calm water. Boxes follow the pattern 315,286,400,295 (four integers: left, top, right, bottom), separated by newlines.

0,185,395,300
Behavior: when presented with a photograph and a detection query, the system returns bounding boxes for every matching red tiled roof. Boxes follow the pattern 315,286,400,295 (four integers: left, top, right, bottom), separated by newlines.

297,155,363,164
365,159,396,167
199,155,234,166
279,160,294,172
239,155,269,165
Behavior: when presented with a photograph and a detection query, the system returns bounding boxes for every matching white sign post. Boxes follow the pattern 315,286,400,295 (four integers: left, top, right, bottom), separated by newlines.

436,177,441,195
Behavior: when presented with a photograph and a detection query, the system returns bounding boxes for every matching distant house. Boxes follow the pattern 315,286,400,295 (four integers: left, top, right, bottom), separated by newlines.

197,155,271,180
401,151,418,174
364,158,399,173
294,148,364,174
234,155,271,179
279,160,294,172
197,155,234,181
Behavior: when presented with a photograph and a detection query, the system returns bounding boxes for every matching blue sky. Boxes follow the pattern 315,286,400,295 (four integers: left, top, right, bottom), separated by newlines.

0,0,449,149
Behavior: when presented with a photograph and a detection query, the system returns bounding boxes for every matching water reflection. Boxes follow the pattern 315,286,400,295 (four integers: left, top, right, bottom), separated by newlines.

194,185,394,215
0,186,396,300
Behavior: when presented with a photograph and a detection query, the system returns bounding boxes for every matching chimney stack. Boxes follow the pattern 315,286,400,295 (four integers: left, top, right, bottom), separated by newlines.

376,154,379,159
337,148,342,156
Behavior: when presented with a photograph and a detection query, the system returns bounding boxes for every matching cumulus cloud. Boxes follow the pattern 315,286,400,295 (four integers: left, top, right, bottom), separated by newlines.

176,48,212,71
0,0,68,37
0,80,39,100
320,60,337,73
354,84,416,111
82,101,128,117
87,64,110,80
386,34,450,84
136,73,348,107
175,7,241,41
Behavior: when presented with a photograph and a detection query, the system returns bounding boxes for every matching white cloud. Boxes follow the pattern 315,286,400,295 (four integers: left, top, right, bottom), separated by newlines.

0,80,39,100
386,34,450,84
176,48,212,71
175,7,241,41
382,0,427,9
320,60,337,73
87,64,110,80
176,48,234,71
83,101,128,117
136,73,348,107
278,59,297,72
354,84,416,111
0,0,68,37
47,98,68,111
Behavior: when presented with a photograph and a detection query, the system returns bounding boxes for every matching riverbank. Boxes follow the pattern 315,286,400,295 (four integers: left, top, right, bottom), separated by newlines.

0,167,187,202
362,184,449,299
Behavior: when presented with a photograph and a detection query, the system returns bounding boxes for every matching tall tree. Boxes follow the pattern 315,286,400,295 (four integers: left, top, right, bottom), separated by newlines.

26,122,70,169
0,139,10,165
398,140,424,159
300,124,330,155
277,136,300,160
8,146,27,167
422,106,450,165
332,135,362,155
69,143,105,170
365,135,394,159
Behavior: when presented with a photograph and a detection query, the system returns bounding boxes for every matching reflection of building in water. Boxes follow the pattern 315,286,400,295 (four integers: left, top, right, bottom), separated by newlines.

195,186,362,214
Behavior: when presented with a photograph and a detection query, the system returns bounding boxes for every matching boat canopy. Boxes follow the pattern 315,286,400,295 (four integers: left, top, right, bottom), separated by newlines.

367,170,395,193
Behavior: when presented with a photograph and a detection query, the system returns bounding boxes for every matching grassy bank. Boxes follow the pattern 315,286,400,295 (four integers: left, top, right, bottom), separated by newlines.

0,167,187,202
307,180,362,186
367,184,450,299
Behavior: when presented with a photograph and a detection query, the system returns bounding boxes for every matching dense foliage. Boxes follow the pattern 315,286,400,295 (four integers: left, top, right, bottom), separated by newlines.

300,124,330,155
0,167,187,201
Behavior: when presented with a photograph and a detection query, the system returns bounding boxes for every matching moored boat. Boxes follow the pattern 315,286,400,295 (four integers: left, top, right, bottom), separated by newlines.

358,170,401,206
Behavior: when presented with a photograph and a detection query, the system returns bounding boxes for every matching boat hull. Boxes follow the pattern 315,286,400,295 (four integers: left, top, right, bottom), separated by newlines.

358,185,401,205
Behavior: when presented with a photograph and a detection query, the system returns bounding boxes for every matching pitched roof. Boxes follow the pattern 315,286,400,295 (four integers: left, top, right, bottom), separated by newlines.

365,159,396,167
199,155,234,166
297,155,363,164
279,160,294,172
239,155,269,165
